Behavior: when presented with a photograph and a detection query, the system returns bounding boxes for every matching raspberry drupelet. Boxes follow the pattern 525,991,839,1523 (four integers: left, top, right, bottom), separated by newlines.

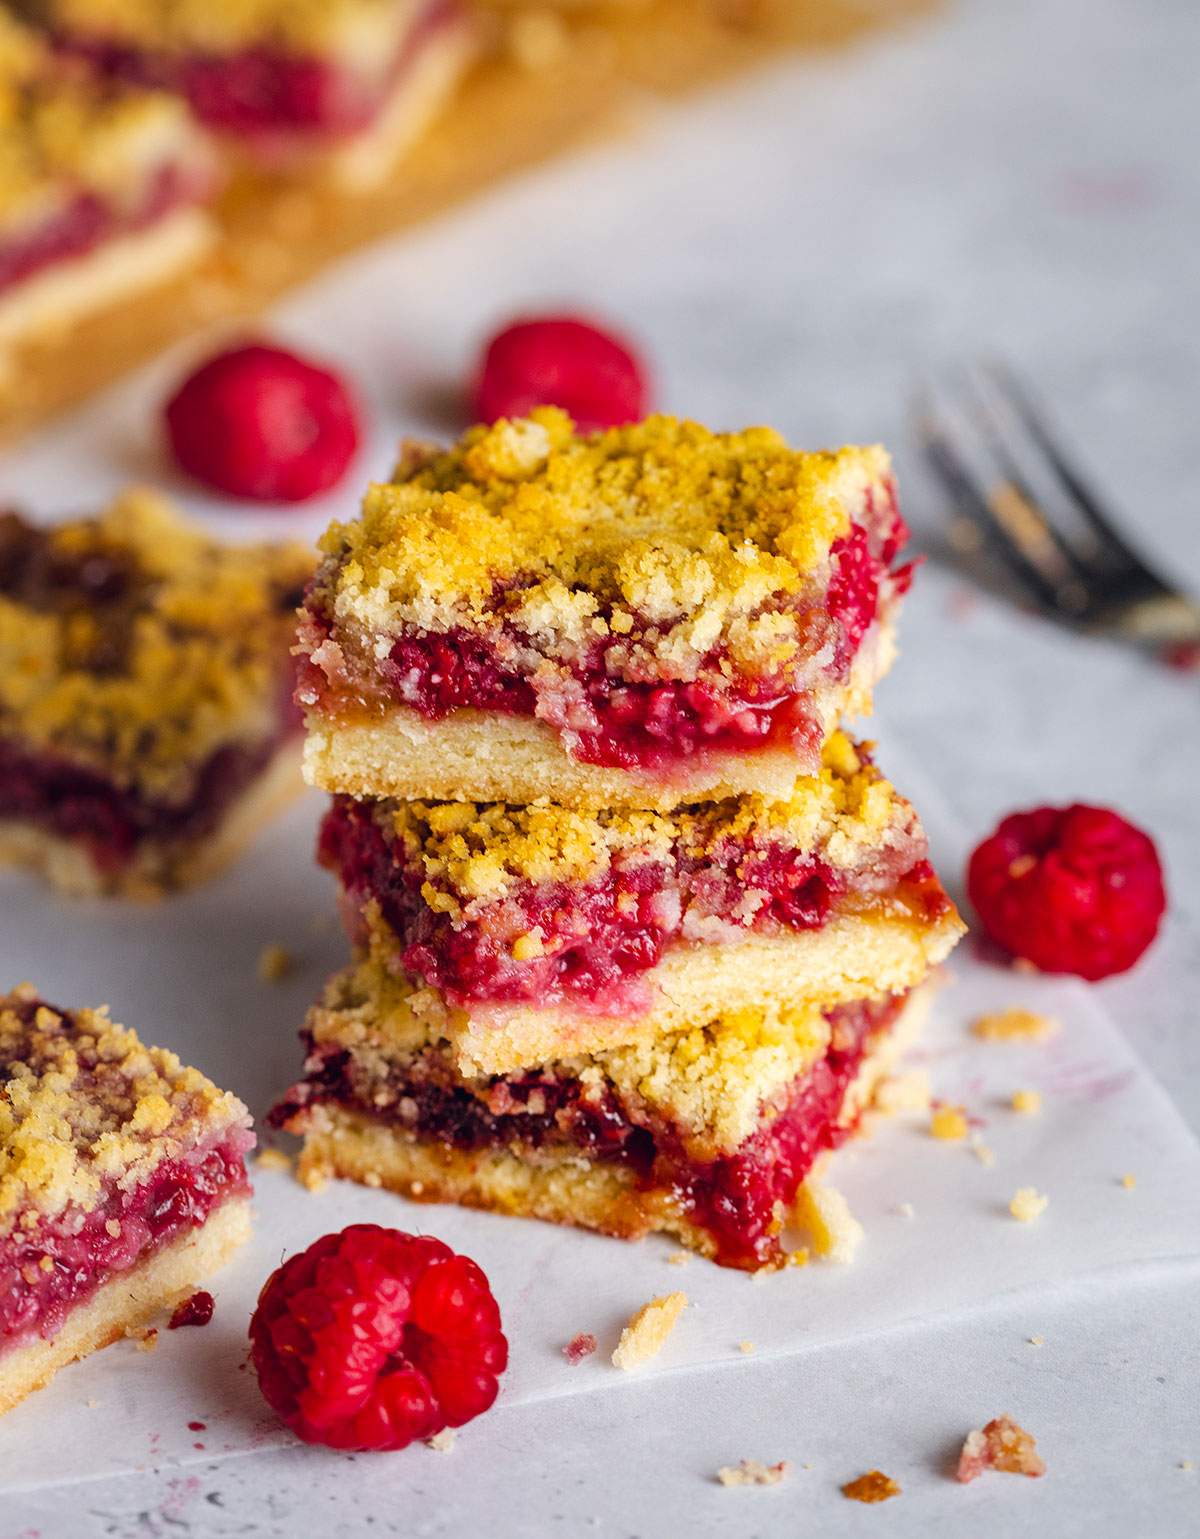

250,1225,507,1451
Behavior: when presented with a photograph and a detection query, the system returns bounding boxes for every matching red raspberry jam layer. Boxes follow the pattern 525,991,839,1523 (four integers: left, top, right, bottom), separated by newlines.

298,498,913,772
0,1131,252,1351
318,796,934,1009
52,0,460,147
272,995,901,1270
0,160,212,298
0,733,291,876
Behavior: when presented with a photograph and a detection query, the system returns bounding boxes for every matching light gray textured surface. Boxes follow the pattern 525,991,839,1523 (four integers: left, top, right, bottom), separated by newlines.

3,0,1199,1531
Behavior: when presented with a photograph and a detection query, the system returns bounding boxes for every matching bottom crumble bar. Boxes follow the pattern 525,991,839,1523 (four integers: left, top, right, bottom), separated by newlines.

0,986,254,1415
274,959,929,1270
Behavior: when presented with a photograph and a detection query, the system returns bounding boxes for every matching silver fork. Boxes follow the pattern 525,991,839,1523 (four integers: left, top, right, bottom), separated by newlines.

916,361,1200,644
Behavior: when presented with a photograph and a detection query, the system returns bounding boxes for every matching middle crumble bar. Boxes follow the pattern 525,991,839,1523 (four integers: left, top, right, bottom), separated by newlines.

297,410,913,809
318,734,965,1074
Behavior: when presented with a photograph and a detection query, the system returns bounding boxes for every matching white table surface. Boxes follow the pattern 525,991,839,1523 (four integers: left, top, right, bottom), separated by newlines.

4,0,1200,1532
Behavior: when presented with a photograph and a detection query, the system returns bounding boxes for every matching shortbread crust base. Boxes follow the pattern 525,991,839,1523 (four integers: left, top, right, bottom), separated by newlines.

294,989,928,1267
416,903,965,1074
327,20,478,189
0,739,303,899
0,207,213,348
0,1196,251,1418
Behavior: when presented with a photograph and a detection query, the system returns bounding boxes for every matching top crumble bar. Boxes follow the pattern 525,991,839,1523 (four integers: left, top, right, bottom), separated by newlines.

298,410,913,809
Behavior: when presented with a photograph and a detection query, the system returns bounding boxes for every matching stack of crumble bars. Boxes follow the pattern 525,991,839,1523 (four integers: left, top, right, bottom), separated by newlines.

277,409,964,1269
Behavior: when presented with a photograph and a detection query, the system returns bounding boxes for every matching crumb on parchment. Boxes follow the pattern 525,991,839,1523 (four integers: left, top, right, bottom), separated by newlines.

842,1471,901,1503
717,1459,789,1487
794,1183,862,1264
426,1428,456,1452
930,1105,969,1141
972,1008,1059,1042
255,1146,293,1173
611,1293,687,1370
956,1415,1045,1482
1009,1187,1049,1223
1011,1089,1042,1115
563,1332,597,1364
258,944,295,983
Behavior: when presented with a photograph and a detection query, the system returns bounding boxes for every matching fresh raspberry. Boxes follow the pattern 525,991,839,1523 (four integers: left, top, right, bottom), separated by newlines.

967,804,1165,980
249,1225,507,1452
473,315,649,431
165,342,360,502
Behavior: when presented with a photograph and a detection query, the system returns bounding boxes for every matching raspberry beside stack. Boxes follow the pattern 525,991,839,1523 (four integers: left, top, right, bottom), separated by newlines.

275,410,964,1270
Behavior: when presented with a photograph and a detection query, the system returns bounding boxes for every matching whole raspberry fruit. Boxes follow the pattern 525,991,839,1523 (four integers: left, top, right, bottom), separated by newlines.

249,1225,507,1451
473,315,649,431
165,342,360,502
967,804,1165,980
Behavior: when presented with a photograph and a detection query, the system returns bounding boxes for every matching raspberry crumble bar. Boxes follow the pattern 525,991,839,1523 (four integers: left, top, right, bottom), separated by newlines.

0,490,313,897
34,0,476,185
297,410,913,810
273,956,927,1270
320,733,964,1072
0,12,217,344
0,984,253,1415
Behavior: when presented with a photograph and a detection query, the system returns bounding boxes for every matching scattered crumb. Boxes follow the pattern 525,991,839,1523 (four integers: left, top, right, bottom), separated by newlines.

1011,1089,1042,1116
131,1327,159,1353
426,1428,456,1453
738,1340,756,1355
971,1135,997,1168
612,1292,687,1370
956,1415,1045,1482
1009,1187,1050,1223
842,1471,901,1503
666,1250,691,1266
257,944,295,983
85,1398,99,1409
716,1459,789,1487
1180,1459,1195,1472
972,1008,1059,1042
794,1183,862,1264
255,1147,293,1173
1028,1334,1045,1347
930,1105,969,1141
1120,1173,1137,1190
873,1070,932,1115
562,1332,598,1365
896,1201,916,1219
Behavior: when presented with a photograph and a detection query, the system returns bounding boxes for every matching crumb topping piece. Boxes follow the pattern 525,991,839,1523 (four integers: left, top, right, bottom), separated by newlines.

1009,1187,1049,1223
258,944,295,983
314,409,892,676
0,983,250,1226
842,1470,901,1503
34,0,411,57
794,1182,862,1264
717,1459,789,1487
562,1331,597,1364
366,732,907,910
1120,1172,1137,1190
611,1291,687,1370
929,1104,969,1141
972,1008,1059,1043
0,491,312,798
873,1069,931,1115
0,13,203,222
956,1415,1045,1482
1011,1088,1041,1115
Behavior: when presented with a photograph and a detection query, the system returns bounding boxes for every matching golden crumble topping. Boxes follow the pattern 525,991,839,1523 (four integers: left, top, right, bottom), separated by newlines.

0,982,249,1227
0,13,202,223
30,0,411,59
301,954,834,1156
0,490,313,800
369,733,907,911
972,1007,1059,1042
312,410,892,679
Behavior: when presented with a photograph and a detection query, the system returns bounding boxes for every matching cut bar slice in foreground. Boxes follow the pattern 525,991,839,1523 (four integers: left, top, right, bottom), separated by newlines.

0,491,313,897
0,985,254,1416
0,12,217,346
297,410,913,809
318,732,965,1071
273,958,928,1270
38,0,476,185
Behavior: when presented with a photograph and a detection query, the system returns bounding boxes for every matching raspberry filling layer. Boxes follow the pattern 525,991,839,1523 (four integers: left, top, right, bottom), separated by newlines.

299,505,914,772
52,0,461,148
0,1130,252,1352
0,159,213,299
0,734,292,875
273,994,902,1270
318,797,937,1010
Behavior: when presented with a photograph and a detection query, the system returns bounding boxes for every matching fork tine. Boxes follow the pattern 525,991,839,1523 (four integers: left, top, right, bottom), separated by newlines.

981,360,1173,598
917,400,1069,614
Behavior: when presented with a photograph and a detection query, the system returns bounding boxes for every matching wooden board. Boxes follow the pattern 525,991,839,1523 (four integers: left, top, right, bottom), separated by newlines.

0,0,936,443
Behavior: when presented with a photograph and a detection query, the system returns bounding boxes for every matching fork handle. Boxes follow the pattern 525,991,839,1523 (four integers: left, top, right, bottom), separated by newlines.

1107,592,1200,645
